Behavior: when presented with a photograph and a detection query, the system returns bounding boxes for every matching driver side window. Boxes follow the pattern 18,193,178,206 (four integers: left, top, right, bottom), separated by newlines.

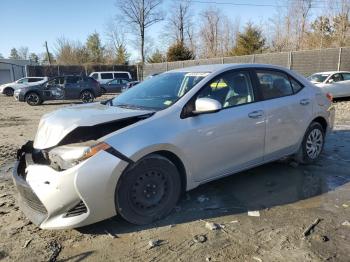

330,73,343,82
17,78,28,84
46,77,64,87
197,71,255,108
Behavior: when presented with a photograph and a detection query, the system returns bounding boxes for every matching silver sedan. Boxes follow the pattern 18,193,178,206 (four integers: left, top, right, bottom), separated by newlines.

308,71,350,98
13,64,335,229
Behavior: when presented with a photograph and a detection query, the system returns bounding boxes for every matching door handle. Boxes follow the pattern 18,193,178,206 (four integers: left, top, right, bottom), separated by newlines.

248,110,264,119
300,99,310,105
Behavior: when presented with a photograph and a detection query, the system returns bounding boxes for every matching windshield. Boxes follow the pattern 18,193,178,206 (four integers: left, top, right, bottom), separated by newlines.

308,73,330,83
111,72,209,110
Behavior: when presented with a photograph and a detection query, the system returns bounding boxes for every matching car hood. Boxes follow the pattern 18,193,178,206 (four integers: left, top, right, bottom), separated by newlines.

34,102,154,149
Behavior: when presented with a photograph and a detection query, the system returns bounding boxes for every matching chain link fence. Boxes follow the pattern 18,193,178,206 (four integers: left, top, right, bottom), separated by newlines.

142,47,350,79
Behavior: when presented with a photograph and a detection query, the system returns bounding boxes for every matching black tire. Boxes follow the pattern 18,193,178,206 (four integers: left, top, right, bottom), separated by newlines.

25,92,42,106
299,122,325,164
116,154,182,225
80,90,94,103
4,87,14,96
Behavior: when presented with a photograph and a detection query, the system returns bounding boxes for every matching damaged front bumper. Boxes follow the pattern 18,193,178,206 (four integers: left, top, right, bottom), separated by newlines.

13,141,127,229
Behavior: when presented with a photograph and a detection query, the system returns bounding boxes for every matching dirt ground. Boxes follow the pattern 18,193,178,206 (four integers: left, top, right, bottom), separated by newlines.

0,95,350,262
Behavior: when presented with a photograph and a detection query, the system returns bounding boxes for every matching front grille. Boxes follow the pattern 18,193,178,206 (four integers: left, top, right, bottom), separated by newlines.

64,201,87,218
17,183,47,214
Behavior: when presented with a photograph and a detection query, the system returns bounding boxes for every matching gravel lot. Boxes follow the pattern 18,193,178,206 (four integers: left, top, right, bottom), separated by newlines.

0,95,350,261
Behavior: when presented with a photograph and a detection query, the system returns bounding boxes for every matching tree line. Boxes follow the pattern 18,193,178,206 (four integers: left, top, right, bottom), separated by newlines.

2,0,350,65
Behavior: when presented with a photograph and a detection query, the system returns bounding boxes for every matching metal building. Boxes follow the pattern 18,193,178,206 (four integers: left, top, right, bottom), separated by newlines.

0,59,33,85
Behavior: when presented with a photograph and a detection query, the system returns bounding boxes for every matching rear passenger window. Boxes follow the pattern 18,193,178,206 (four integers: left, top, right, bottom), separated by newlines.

101,73,113,79
66,76,81,84
114,73,129,79
257,71,293,100
28,78,42,82
341,73,350,81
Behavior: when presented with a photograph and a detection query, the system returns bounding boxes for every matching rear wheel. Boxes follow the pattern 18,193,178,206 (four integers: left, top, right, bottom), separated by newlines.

116,154,181,225
80,90,94,103
4,87,14,96
25,92,42,106
298,122,325,164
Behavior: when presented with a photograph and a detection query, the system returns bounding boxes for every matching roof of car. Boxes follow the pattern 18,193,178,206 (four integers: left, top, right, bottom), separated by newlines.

25,77,47,78
168,63,291,73
313,71,350,74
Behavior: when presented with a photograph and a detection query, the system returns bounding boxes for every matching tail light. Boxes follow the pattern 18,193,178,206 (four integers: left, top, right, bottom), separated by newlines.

326,92,333,102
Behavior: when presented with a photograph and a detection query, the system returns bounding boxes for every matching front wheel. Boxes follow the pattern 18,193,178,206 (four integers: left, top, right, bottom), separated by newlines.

299,122,325,163
116,154,182,225
4,87,14,96
80,90,94,103
25,92,42,106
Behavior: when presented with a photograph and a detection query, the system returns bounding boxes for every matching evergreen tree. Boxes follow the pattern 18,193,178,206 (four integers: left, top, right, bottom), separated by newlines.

166,42,194,62
230,23,265,56
147,49,165,63
9,48,20,59
29,53,39,63
115,44,130,65
86,32,104,63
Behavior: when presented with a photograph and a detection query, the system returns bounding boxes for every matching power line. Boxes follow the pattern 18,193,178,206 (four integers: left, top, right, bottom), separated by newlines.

190,0,342,9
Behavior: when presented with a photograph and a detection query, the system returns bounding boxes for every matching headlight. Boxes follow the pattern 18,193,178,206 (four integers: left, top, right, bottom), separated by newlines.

48,141,110,170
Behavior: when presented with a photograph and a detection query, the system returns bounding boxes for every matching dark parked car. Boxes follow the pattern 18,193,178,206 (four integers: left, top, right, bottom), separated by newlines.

100,78,131,93
14,75,102,106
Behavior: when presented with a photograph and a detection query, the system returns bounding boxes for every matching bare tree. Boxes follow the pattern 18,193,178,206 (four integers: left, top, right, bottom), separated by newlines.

55,37,89,65
332,0,350,46
18,46,29,60
116,0,163,64
220,16,239,56
284,0,314,50
165,0,192,45
199,7,221,58
269,9,293,51
105,19,130,64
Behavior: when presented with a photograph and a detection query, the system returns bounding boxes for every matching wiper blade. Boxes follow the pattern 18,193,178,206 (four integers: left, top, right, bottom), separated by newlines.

116,103,144,110
100,98,113,105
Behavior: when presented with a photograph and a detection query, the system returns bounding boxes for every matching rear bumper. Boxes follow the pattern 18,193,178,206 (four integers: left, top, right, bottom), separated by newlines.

327,105,335,134
12,141,126,229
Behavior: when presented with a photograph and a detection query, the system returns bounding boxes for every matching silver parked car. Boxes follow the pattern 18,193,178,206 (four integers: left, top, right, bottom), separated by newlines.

13,64,335,229
308,71,350,98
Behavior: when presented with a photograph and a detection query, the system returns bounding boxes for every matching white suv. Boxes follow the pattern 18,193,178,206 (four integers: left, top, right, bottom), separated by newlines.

0,77,48,96
89,71,132,84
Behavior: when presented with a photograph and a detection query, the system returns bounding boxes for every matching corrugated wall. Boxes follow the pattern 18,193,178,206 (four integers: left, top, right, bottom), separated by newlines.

143,47,350,78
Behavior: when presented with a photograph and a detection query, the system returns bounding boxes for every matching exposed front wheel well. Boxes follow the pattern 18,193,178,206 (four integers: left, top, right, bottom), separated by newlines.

312,116,327,133
148,151,187,193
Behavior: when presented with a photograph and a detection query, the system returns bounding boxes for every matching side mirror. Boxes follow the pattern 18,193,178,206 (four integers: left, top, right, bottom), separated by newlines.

193,98,222,114
328,79,334,84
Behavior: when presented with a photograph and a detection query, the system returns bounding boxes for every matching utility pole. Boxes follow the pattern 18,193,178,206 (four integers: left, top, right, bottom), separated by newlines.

45,41,52,65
